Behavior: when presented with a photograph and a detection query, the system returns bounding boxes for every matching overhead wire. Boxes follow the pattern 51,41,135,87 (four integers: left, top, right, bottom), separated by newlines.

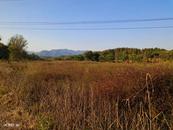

0,26,173,31
0,17,173,25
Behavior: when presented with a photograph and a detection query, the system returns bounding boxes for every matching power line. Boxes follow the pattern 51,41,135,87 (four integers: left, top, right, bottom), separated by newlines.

0,17,173,25
1,26,173,31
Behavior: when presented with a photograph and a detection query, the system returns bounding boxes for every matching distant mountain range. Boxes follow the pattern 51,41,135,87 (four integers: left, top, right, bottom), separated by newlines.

36,49,85,57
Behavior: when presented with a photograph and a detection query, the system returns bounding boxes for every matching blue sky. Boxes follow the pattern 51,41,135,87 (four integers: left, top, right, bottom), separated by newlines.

0,0,173,51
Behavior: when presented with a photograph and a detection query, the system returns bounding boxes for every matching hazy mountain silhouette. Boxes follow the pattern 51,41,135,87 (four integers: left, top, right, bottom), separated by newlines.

37,49,85,57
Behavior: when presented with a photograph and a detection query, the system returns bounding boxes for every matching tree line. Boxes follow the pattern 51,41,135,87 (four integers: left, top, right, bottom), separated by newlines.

0,35,40,61
57,48,173,62
1,34,173,62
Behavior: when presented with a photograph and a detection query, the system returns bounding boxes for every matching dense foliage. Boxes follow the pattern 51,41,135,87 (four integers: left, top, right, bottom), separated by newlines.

58,48,173,62
0,38,9,59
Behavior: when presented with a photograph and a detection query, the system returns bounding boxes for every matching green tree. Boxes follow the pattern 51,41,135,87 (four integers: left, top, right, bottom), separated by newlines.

8,35,28,61
92,52,100,61
68,55,85,61
84,51,93,61
99,49,115,61
115,48,128,61
27,53,41,60
0,37,9,59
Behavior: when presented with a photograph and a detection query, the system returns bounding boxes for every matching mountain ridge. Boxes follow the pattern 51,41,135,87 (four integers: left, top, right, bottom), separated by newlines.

36,49,86,57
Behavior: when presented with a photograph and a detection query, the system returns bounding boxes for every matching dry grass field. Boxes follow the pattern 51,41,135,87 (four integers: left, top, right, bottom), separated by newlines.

0,61,173,130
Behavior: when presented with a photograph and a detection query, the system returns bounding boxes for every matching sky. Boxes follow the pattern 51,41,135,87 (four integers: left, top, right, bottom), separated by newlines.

0,0,173,51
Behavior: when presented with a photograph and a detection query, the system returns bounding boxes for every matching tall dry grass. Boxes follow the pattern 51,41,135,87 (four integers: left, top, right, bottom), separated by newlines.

0,61,173,130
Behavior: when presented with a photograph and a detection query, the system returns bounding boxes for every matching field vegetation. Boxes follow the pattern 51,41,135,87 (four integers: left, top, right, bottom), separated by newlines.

0,61,173,130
